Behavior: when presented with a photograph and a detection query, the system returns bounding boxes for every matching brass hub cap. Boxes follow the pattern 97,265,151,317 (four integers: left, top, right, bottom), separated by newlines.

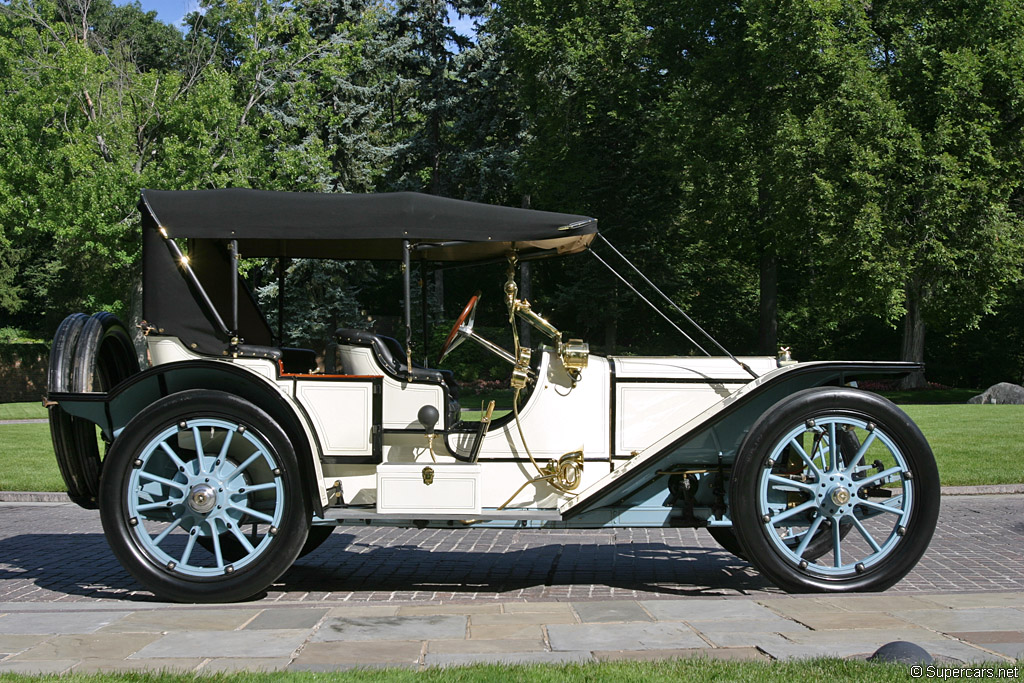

830,486,851,506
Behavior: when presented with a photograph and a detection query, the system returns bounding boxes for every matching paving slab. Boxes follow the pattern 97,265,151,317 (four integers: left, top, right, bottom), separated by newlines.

427,638,547,654
244,608,329,630
471,612,576,626
0,635,48,653
424,651,592,667
10,632,158,660
502,602,575,614
787,612,915,631
290,640,422,671
643,599,785,622
921,593,1024,609
686,616,809,634
313,614,466,642
398,604,501,616
547,622,706,652
695,631,793,648
783,627,940,645
200,657,294,672
0,659,77,674
757,641,889,661
72,657,205,673
946,631,1024,644
757,598,836,620
100,609,261,632
325,605,400,618
900,608,1024,632
470,624,541,640
977,643,1024,659
572,600,652,623
130,629,310,659
814,595,945,612
0,612,131,635
593,646,767,662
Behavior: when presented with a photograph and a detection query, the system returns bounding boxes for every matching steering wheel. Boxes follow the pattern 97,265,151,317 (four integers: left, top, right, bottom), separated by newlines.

438,291,481,363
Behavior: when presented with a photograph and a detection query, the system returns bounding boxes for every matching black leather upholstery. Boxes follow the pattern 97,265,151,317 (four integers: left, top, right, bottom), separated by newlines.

281,347,318,374
335,329,444,383
235,344,283,361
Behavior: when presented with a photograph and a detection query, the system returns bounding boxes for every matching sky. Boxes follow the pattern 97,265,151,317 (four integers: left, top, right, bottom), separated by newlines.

123,0,475,36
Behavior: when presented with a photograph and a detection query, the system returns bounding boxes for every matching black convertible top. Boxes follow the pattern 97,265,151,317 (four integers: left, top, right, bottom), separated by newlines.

140,189,597,355
140,189,597,260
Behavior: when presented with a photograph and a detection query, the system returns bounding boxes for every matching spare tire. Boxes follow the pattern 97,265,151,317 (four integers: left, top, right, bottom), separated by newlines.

49,312,140,509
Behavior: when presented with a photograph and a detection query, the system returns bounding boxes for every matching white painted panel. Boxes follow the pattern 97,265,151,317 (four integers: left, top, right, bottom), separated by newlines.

376,464,481,514
616,384,734,454
296,381,373,456
612,356,776,380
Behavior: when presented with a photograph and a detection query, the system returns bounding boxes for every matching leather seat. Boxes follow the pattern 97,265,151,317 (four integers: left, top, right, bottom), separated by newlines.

335,329,445,383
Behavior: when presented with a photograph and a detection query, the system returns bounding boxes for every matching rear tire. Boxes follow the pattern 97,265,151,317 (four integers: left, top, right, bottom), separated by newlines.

99,389,309,602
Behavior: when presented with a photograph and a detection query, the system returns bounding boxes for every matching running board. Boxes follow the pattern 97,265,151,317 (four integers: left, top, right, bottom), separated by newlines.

321,508,562,523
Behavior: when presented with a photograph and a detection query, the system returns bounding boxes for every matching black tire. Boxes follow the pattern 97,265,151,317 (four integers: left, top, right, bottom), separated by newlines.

48,314,94,508
49,313,140,508
730,387,939,593
99,389,310,603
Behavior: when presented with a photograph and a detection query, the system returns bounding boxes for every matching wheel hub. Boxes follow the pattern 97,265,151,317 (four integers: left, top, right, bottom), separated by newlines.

830,486,851,506
187,483,217,514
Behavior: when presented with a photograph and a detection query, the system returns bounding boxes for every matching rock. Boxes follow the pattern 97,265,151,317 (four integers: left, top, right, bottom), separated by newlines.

967,382,1024,405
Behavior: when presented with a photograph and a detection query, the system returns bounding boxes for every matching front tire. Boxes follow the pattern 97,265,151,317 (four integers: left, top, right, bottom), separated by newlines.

99,390,309,602
731,387,939,593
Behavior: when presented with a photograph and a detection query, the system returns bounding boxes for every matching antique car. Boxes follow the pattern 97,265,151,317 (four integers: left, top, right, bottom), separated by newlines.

47,189,939,602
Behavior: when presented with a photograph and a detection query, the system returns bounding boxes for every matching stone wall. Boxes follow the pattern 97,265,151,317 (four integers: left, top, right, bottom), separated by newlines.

0,344,48,403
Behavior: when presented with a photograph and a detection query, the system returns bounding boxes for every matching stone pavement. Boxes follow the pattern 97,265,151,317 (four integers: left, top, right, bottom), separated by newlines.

0,592,1022,672
0,494,1022,672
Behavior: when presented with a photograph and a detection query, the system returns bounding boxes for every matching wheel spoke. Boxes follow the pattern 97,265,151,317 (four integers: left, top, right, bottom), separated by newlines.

222,451,262,483
850,515,883,553
228,524,255,553
192,426,206,473
208,520,224,569
159,442,189,472
767,474,816,494
239,482,277,493
855,498,905,516
792,514,825,559
216,428,235,467
180,532,198,566
789,437,823,479
136,500,178,512
828,423,839,473
150,517,182,546
831,517,843,567
230,503,274,523
844,431,877,475
769,499,817,526
857,466,903,488
139,472,188,491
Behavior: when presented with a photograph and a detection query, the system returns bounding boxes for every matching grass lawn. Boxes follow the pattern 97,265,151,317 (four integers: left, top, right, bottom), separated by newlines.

1,401,1022,491
0,401,47,420
0,659,1020,682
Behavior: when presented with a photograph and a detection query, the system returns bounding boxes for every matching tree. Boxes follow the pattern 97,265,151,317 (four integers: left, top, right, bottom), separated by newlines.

868,0,1024,387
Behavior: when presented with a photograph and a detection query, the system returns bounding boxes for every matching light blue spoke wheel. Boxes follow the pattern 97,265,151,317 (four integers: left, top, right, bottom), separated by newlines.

731,387,939,593
100,390,309,603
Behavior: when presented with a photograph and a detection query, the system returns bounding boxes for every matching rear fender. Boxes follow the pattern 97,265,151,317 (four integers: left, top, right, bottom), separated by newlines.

50,360,327,515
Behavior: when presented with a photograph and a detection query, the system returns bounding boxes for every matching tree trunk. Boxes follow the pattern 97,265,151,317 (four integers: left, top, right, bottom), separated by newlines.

899,279,928,389
758,249,778,355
